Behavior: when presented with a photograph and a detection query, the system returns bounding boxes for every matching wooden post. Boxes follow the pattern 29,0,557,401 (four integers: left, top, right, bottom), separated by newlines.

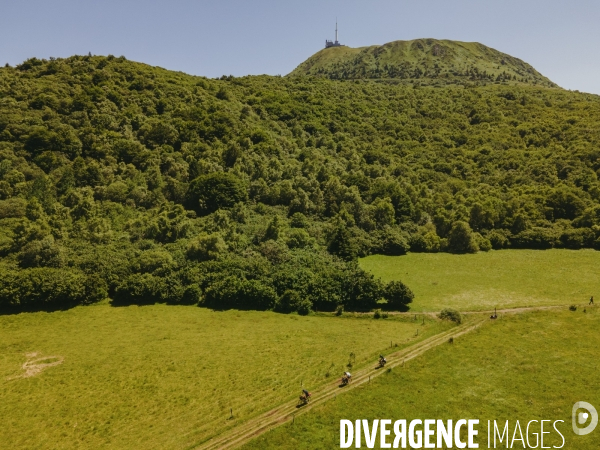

230,408,233,419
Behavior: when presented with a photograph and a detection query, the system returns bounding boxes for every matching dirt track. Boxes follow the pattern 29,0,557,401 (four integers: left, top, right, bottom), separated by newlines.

193,316,488,450
359,304,573,318
193,303,584,449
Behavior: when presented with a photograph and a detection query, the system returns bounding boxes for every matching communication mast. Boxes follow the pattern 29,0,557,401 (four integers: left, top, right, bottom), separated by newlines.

325,19,343,48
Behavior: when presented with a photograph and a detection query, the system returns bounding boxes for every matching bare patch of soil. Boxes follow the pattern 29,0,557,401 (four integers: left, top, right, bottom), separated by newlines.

7,352,64,380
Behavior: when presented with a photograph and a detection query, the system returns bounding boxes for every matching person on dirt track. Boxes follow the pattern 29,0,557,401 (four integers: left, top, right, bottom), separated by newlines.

298,389,310,406
342,371,351,384
379,355,387,366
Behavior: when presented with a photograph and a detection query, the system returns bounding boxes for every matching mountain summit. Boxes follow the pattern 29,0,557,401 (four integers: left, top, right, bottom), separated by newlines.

289,39,557,87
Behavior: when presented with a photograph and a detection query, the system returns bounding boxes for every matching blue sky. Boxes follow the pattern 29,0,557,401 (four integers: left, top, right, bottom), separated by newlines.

2,0,599,94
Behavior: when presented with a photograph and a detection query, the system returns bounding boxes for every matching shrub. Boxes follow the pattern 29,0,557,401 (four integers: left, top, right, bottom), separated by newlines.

132,250,175,274
371,197,395,227
0,267,103,309
113,273,162,305
286,228,312,249
296,298,312,316
327,225,358,261
216,87,230,101
422,231,441,252
373,309,382,319
83,274,109,304
308,272,342,311
203,276,277,311
511,228,557,249
112,272,186,305
17,236,65,268
409,233,428,252
0,198,27,219
186,172,247,215
383,280,415,310
341,266,383,311
546,188,586,221
0,180,12,199
487,229,510,249
187,233,227,261
447,221,479,253
263,216,281,241
289,212,309,228
182,284,202,305
379,227,410,255
438,308,462,324
335,305,344,316
105,181,129,203
559,228,594,249
474,233,492,252
142,204,191,243
569,305,577,311
410,231,441,253
274,289,301,313
258,240,289,264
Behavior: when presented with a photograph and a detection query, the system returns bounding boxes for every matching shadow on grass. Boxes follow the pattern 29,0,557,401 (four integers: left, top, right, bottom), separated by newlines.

0,303,79,316
109,298,197,307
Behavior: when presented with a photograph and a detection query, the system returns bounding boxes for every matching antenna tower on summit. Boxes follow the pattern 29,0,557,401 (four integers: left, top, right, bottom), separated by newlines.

325,19,343,48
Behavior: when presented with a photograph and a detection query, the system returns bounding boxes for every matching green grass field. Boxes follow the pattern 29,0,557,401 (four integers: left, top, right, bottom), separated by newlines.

244,308,600,449
3,250,598,449
360,249,600,312
0,303,446,450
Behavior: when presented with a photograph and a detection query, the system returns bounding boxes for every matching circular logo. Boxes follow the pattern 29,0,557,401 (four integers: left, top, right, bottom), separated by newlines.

572,402,598,436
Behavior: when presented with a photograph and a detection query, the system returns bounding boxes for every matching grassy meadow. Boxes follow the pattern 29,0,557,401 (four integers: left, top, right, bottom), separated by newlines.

244,307,600,449
0,303,447,450
360,249,600,312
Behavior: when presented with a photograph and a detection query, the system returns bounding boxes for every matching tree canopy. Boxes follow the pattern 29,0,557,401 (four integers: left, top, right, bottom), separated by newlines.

1,54,600,313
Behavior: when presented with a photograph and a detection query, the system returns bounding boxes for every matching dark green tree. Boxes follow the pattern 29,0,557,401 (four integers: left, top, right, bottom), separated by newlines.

383,281,414,310
186,172,247,215
327,225,357,261
447,221,479,254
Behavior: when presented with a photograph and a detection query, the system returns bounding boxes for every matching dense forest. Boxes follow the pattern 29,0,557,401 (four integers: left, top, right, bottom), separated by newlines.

1,51,599,313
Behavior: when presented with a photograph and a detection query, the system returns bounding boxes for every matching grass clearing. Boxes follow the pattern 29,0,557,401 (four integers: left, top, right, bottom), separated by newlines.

244,307,600,449
360,249,600,312
0,303,447,449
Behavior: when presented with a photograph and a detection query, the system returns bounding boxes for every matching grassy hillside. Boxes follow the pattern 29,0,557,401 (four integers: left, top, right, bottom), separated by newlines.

244,308,600,449
360,249,600,311
0,304,444,449
289,39,557,87
1,54,600,314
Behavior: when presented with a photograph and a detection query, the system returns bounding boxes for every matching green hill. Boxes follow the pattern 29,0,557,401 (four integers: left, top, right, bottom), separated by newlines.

289,39,557,87
1,54,599,314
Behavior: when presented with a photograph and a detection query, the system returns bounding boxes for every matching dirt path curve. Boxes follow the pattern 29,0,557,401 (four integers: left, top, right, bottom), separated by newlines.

193,317,488,450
